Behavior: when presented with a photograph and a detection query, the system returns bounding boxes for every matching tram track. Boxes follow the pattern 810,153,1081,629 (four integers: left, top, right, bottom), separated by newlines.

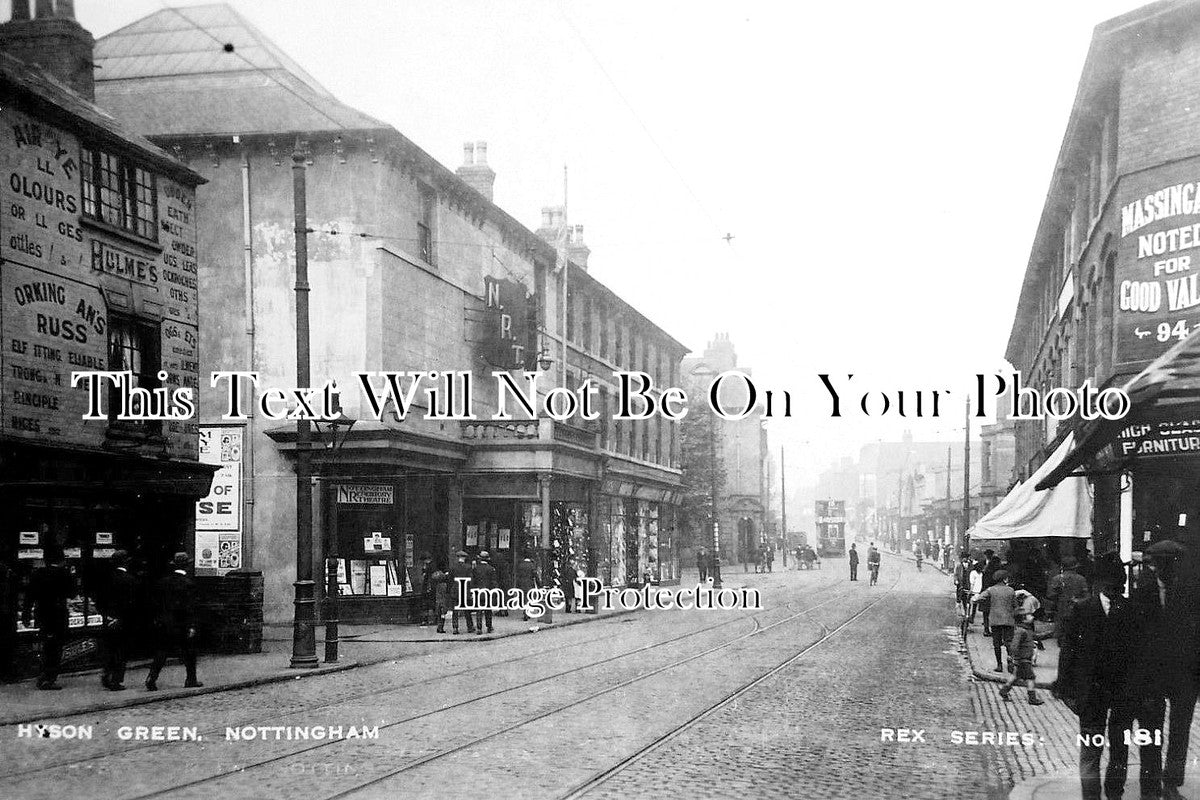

116,578,857,800
3,572,844,791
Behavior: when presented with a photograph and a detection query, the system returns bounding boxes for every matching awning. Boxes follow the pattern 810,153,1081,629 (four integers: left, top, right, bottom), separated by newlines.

968,434,1092,540
1037,326,1200,490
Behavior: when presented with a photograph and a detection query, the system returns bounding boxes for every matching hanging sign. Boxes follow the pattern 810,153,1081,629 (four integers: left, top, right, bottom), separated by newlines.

19,531,38,545
363,532,391,552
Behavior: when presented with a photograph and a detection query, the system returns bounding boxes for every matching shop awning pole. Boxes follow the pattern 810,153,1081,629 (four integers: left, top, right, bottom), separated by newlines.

1120,470,1133,594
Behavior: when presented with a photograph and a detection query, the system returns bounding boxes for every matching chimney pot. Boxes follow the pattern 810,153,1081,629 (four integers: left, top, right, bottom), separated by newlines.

1,0,95,99
541,208,553,228
475,140,488,165
462,142,474,166
11,0,30,21
57,0,75,19
34,0,52,19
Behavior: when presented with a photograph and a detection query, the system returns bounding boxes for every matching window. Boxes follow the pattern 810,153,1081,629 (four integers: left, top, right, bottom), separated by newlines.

81,146,157,241
107,315,161,430
417,184,435,263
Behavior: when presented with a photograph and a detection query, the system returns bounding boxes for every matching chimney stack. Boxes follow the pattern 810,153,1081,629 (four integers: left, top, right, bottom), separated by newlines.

567,224,590,270
0,0,95,100
455,140,496,201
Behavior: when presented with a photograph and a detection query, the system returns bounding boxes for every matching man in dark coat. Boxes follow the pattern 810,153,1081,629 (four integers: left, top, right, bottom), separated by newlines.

1047,555,1090,642
1055,556,1153,800
561,561,578,613
419,554,435,626
0,560,17,682
448,550,476,634
23,547,75,690
696,547,709,584
472,551,498,634
515,556,539,621
1136,540,1200,800
848,543,859,581
145,553,201,690
97,550,136,690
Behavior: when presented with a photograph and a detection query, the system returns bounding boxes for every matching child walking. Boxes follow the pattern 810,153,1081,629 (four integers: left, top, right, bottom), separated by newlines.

999,610,1043,705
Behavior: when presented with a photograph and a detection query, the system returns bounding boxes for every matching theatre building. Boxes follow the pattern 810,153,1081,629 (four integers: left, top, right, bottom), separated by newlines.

1005,0,1200,559
93,4,684,628
0,2,211,673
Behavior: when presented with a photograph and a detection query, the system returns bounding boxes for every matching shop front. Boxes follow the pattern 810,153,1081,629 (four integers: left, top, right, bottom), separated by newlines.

1,442,216,677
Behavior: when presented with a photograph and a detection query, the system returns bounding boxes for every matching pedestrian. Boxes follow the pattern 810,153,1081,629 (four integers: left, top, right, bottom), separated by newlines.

472,551,498,634
449,550,476,634
419,553,435,626
999,610,1044,705
766,545,774,573
561,560,578,614
954,552,972,615
867,543,881,586
979,549,1000,636
848,543,859,581
432,564,451,633
1047,555,1089,642
1135,539,1198,800
696,547,709,584
145,553,201,691
972,569,1017,673
0,560,17,683
22,547,75,690
968,561,984,624
1055,556,1154,800
515,556,539,621
97,550,136,691
915,547,924,571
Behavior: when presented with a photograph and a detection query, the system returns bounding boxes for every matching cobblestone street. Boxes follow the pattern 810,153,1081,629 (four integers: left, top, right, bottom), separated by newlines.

0,556,1092,799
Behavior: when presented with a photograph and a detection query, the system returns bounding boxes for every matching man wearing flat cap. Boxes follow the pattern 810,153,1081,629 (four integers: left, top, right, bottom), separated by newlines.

973,569,1017,673
97,550,136,691
145,552,201,691
1135,539,1198,800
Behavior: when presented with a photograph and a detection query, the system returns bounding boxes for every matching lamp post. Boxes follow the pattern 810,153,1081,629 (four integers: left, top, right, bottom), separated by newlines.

315,410,355,663
693,365,721,589
290,138,317,670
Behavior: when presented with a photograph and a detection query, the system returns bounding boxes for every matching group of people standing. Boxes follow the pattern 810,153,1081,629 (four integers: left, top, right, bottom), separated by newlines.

420,551,582,633
952,541,1200,800
19,549,201,692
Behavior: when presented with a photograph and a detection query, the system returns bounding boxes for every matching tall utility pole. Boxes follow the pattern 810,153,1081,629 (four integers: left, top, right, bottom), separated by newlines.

962,399,971,552
780,446,787,569
290,138,317,669
945,446,952,547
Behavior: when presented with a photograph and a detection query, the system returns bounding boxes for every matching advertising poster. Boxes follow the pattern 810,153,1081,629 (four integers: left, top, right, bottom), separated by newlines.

195,425,244,575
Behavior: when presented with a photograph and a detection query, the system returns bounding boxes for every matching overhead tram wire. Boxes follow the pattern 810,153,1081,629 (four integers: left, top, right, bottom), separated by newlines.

556,2,736,252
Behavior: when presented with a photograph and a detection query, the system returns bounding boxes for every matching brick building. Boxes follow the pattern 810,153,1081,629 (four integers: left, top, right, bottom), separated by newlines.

1005,0,1200,557
91,4,685,626
0,0,212,672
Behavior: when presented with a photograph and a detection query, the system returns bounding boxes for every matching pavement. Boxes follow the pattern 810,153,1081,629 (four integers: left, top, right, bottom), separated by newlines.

0,573,722,726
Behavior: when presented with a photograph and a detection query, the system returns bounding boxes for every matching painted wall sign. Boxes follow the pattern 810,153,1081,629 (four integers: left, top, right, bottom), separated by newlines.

0,103,201,455
1116,163,1200,364
1117,414,1200,458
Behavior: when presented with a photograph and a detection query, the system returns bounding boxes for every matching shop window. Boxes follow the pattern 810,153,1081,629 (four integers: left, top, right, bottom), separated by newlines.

81,146,158,241
417,183,436,264
107,314,162,433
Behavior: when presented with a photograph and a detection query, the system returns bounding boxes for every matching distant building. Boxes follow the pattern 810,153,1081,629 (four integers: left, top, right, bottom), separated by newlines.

682,333,768,565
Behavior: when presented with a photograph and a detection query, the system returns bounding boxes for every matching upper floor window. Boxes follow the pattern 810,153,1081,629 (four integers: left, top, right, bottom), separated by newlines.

107,314,162,434
417,184,435,263
81,146,157,241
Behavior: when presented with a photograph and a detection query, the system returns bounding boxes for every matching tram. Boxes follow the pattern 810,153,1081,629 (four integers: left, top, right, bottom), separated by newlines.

815,500,847,557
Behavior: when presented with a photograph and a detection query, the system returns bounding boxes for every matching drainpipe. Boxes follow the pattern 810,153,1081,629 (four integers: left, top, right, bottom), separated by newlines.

241,147,256,567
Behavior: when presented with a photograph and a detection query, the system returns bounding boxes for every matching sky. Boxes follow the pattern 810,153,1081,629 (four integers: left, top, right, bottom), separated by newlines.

65,0,1152,490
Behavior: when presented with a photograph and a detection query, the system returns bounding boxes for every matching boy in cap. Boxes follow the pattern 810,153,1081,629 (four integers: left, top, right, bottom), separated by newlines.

999,609,1043,705
973,569,1017,672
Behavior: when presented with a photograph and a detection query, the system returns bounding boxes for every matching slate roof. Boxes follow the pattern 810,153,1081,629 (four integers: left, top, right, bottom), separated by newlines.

94,3,387,136
0,50,202,184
